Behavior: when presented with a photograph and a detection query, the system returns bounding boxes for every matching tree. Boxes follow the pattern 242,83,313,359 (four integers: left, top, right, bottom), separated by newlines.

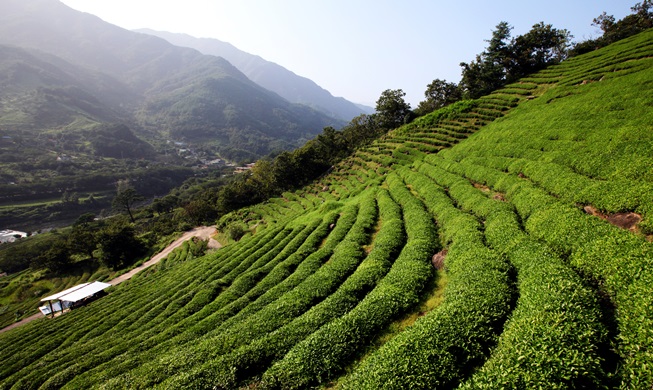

342,114,382,146
183,199,216,226
61,191,79,205
572,1,653,55
460,22,512,99
460,21,572,98
152,195,180,215
227,222,248,242
37,245,71,273
486,21,514,66
31,236,71,273
375,89,412,129
112,180,144,223
416,79,462,115
595,1,652,43
67,213,99,259
96,221,144,269
507,22,571,80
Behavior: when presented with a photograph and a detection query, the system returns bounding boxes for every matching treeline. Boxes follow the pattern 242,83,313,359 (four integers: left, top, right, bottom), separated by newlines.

0,214,144,274
0,166,192,203
0,177,215,275
212,114,388,217
417,1,653,111
571,0,653,55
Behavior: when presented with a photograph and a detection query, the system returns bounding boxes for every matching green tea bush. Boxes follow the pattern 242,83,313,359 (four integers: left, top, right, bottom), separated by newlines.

343,170,513,389
157,190,380,388
262,183,430,388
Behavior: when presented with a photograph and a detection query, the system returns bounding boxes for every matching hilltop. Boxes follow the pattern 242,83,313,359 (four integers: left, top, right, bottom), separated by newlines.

1,21,652,390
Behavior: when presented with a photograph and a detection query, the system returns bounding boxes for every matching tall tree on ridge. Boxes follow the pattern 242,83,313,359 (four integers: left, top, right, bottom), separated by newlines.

375,89,412,129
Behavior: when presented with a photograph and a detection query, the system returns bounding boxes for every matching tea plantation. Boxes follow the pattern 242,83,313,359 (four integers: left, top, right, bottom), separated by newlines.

1,29,652,389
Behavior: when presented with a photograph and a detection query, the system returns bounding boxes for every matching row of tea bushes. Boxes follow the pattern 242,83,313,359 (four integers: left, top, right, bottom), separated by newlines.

342,169,514,389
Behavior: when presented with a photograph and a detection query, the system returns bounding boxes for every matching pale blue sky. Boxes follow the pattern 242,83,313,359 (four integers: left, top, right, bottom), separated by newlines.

61,0,633,107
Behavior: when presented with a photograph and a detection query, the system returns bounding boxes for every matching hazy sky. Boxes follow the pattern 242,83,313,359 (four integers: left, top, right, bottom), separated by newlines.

60,0,633,107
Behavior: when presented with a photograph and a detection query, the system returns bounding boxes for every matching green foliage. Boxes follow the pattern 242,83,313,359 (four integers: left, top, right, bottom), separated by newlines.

375,89,413,129
415,78,463,115
343,170,513,389
226,222,248,242
1,25,652,390
571,1,653,55
96,220,145,269
262,188,407,388
112,180,145,223
460,21,571,98
407,99,478,130
212,114,387,220
151,195,180,215
30,239,71,274
416,160,608,388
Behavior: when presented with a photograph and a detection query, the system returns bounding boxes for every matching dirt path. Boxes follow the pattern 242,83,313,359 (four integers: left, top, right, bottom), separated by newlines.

109,225,219,286
0,226,220,334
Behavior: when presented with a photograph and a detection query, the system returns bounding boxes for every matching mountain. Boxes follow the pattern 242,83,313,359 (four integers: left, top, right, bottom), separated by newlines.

0,44,136,135
0,0,343,158
136,29,375,121
0,0,345,206
2,26,652,389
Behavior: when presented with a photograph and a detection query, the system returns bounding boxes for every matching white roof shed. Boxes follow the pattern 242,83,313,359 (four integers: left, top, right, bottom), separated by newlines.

39,281,111,316
41,283,91,302
55,282,111,303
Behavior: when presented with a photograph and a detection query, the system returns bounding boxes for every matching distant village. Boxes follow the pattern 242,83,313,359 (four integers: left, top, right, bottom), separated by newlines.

168,140,255,174
51,140,257,174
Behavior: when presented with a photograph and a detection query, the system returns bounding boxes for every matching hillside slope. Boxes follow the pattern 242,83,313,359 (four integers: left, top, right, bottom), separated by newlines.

1,29,652,389
137,29,374,121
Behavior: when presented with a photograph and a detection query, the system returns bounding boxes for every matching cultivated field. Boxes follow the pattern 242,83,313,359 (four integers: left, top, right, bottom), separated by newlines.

1,29,652,389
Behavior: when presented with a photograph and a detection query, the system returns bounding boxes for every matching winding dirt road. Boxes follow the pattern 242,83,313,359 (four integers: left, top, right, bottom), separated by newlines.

0,226,220,334
109,226,220,286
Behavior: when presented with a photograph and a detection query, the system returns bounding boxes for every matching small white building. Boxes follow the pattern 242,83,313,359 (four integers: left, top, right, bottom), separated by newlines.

0,230,27,243
39,281,111,317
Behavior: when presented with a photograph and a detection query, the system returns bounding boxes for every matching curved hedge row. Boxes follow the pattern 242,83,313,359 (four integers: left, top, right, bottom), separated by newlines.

262,182,430,388
433,154,653,388
420,157,623,387
61,216,336,388
91,193,372,389
342,169,514,389
27,226,307,389
1,228,264,389
180,187,405,389
89,206,359,389
155,189,380,388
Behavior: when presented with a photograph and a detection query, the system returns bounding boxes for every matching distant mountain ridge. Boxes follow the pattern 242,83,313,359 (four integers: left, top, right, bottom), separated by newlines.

0,0,345,205
136,29,375,121
0,0,345,155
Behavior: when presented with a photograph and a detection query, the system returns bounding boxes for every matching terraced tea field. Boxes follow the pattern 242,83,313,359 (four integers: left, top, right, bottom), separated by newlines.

1,29,652,389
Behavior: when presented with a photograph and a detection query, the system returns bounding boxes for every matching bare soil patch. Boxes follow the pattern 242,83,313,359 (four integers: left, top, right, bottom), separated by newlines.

583,205,642,232
473,183,491,192
432,249,447,270
473,182,506,201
